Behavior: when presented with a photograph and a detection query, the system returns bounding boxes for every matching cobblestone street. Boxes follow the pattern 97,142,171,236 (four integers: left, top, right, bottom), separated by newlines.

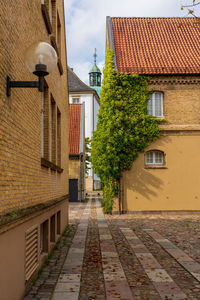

25,199,200,300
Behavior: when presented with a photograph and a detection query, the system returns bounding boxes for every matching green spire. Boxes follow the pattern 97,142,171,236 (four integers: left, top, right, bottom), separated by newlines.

89,64,101,74
89,48,101,74
89,48,102,89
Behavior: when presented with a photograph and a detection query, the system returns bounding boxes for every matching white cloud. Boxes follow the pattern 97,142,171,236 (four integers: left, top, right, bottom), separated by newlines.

64,0,185,83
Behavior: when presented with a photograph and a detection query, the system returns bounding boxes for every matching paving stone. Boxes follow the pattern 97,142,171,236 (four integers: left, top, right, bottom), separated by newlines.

191,272,200,281
179,261,200,273
52,291,79,300
101,251,118,258
145,268,174,283
99,234,112,240
105,280,133,299
153,282,188,300
135,253,161,269
54,282,80,292
166,248,194,262
59,274,81,282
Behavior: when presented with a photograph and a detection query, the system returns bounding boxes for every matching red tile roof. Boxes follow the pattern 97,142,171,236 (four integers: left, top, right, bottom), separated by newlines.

69,104,81,155
111,17,200,74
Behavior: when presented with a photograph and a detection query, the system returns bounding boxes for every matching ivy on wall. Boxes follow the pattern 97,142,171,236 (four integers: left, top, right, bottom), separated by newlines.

91,49,160,213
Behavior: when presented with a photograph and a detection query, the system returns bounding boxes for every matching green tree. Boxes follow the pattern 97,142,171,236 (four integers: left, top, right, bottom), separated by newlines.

91,49,160,214
181,1,200,17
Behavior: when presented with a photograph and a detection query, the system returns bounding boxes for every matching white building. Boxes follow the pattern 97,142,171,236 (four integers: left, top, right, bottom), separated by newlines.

68,66,101,191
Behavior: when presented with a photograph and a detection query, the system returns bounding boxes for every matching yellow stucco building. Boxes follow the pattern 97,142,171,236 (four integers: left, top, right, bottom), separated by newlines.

106,17,200,212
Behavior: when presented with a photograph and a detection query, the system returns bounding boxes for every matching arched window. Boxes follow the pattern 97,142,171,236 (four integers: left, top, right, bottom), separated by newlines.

145,150,164,166
148,92,163,117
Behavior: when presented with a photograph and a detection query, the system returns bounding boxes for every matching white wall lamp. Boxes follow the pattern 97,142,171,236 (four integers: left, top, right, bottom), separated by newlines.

7,41,57,96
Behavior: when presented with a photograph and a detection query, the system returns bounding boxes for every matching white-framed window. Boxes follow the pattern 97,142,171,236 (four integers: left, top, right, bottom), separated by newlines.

148,92,163,117
72,97,80,104
145,150,164,165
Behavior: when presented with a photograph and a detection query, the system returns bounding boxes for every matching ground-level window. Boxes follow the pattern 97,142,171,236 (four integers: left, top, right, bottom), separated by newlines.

40,220,49,253
148,92,163,117
57,211,61,234
145,150,164,166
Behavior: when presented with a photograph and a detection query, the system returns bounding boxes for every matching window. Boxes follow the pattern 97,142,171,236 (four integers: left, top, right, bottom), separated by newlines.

145,150,164,166
50,95,56,163
25,226,39,281
97,75,101,86
51,0,56,35
90,74,94,86
41,0,53,34
57,11,61,57
148,92,163,117
57,108,61,166
41,82,49,160
41,87,62,171
40,220,49,253
57,211,61,234
72,97,80,104
50,215,56,242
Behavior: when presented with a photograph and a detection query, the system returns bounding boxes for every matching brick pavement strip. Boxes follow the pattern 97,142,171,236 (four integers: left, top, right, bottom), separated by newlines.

69,203,82,223
120,227,188,300
79,199,106,299
24,203,86,300
52,200,91,300
144,228,200,283
96,201,133,300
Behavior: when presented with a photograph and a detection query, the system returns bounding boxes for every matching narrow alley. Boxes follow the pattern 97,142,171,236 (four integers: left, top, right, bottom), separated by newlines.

24,198,200,300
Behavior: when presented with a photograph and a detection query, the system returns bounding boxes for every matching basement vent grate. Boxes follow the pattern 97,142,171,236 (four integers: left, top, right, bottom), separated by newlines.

25,225,39,281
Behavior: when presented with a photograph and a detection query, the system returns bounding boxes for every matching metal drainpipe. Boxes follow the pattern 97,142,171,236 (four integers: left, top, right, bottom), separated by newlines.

79,153,82,202
93,95,95,191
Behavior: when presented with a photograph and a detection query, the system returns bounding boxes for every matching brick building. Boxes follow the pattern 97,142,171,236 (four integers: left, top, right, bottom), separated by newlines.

69,104,85,202
0,1,69,299
106,17,200,212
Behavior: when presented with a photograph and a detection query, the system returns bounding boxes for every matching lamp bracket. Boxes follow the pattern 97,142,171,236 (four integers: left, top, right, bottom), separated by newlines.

7,76,44,96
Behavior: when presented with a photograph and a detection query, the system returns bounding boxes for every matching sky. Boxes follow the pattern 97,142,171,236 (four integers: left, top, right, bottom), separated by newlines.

64,0,188,85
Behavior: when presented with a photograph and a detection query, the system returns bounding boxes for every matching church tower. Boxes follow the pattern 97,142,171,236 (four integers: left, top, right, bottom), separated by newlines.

89,48,102,96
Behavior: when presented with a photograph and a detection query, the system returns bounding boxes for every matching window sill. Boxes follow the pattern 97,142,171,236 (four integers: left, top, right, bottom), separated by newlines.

145,165,167,169
41,158,63,173
41,4,52,34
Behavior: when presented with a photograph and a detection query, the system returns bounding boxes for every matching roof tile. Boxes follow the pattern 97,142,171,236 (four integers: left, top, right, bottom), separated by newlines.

111,17,200,74
69,104,81,155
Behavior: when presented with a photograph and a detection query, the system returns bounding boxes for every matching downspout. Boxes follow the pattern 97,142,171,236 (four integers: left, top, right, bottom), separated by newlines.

79,153,82,201
118,178,121,215
92,94,94,191
80,102,85,201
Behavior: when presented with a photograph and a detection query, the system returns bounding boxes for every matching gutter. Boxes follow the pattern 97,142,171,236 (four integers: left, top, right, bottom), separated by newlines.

106,16,117,70
79,103,85,201
79,153,83,201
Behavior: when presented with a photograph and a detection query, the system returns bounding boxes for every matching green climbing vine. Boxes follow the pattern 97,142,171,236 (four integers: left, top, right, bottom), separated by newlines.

91,48,160,213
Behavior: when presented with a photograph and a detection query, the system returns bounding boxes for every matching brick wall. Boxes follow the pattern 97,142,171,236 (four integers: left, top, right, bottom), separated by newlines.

0,0,69,215
149,75,200,125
